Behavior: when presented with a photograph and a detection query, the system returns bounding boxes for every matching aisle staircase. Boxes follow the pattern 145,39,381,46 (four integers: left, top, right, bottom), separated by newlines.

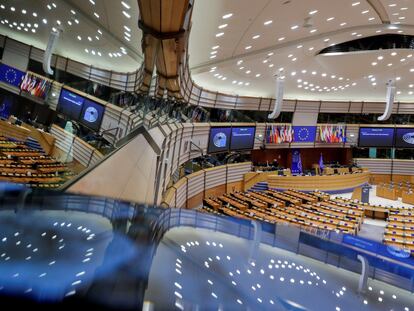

249,182,268,192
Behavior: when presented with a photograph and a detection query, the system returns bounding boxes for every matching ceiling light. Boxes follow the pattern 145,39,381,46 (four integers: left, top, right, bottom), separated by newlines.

340,22,347,26
255,74,261,77
246,70,251,74
387,63,392,67
67,20,72,26
324,38,330,42
124,25,131,32
74,19,79,24
327,17,335,21
396,76,401,81
401,58,406,62
391,52,397,56
297,45,303,48
52,27,57,32
292,58,297,61
209,55,216,59
291,25,299,30
389,3,396,7
310,29,317,33
85,48,89,53
89,0,95,4
71,9,76,14
252,35,260,39
278,37,285,41
77,36,81,40
291,71,296,76
212,45,219,50
94,12,99,18
124,31,131,37
264,20,273,25
91,50,96,55
21,9,26,14
121,1,130,9
0,5,4,9
401,7,408,10
56,20,61,25
95,36,100,40
369,17,375,21
47,5,51,10
268,52,274,56
309,10,318,15
362,10,369,14
352,2,360,6
309,47,314,51
122,11,131,18
88,36,92,41
218,24,228,29
222,13,233,19
377,56,383,60
269,64,274,67
216,32,224,37
371,62,377,66
245,45,252,50
31,29,36,33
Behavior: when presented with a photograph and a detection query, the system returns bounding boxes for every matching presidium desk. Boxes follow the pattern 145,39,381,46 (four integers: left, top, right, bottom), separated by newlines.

267,171,370,192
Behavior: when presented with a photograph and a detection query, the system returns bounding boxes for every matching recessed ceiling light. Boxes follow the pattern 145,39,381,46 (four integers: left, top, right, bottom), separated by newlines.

369,17,375,21
362,10,369,14
77,36,82,40
31,29,36,33
122,11,131,18
352,2,360,6
264,20,273,25
47,4,51,10
263,59,268,63
97,51,102,56
292,58,297,61
121,1,130,9
222,13,233,19
218,24,228,29
255,74,261,77
67,20,72,25
308,47,314,51
391,52,397,56
124,36,130,41
410,68,414,72
71,9,76,15
322,73,327,77
377,56,383,60
401,7,408,11
327,17,335,21
52,3,57,8
278,37,285,41
95,36,100,40
97,29,102,35
291,71,296,76
268,52,274,56
245,45,252,50
124,25,131,32
0,5,5,9
42,18,48,24
212,45,219,50
387,63,393,66
376,30,382,33
252,35,260,39
324,38,330,42
310,29,317,33
396,76,401,81
210,51,217,55
401,58,406,62
10,7,15,11
246,70,251,74
94,12,99,18
21,9,26,14
297,45,303,48
74,19,79,24
124,31,131,37
291,25,299,30
389,3,396,7
269,64,274,67
85,48,89,53
216,32,224,37
340,22,347,26
88,36,92,41
56,20,61,25
210,55,216,59
309,10,318,15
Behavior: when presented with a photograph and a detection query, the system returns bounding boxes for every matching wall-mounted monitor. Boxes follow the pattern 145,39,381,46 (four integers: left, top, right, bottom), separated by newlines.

79,99,105,131
395,128,414,148
358,127,395,147
56,88,84,120
230,126,256,151
207,127,231,153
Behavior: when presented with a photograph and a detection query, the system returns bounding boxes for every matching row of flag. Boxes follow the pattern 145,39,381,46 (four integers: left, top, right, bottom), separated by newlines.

318,125,346,143
266,124,294,144
266,124,346,144
20,73,52,100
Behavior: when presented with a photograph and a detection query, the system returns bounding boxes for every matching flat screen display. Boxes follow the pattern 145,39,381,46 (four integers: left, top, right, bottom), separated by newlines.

79,99,105,131
230,126,256,151
358,127,395,147
207,127,231,153
395,128,414,148
57,88,84,120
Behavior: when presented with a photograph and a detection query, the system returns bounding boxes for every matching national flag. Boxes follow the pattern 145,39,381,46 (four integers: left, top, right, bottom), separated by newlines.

319,153,324,171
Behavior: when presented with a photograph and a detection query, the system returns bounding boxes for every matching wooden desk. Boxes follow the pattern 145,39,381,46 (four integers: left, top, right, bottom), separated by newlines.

402,191,414,205
267,172,370,192
376,186,398,201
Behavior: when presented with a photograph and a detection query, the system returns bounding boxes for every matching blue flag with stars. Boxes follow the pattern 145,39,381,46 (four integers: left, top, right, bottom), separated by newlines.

0,63,25,88
293,126,317,143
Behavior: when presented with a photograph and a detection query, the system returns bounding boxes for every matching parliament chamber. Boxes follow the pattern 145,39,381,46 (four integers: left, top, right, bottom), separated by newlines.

0,0,414,310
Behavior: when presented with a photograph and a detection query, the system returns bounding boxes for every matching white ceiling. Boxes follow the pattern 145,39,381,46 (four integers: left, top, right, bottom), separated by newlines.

189,0,414,102
0,0,142,72
1,0,414,102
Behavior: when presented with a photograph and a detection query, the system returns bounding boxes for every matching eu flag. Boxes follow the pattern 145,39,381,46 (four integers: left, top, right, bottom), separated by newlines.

293,126,317,142
0,63,25,88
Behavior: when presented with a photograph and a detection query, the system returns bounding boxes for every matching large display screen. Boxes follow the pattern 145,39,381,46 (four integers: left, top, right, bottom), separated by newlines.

207,127,231,153
230,126,256,151
79,99,105,131
395,128,414,148
358,127,395,147
57,88,84,120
